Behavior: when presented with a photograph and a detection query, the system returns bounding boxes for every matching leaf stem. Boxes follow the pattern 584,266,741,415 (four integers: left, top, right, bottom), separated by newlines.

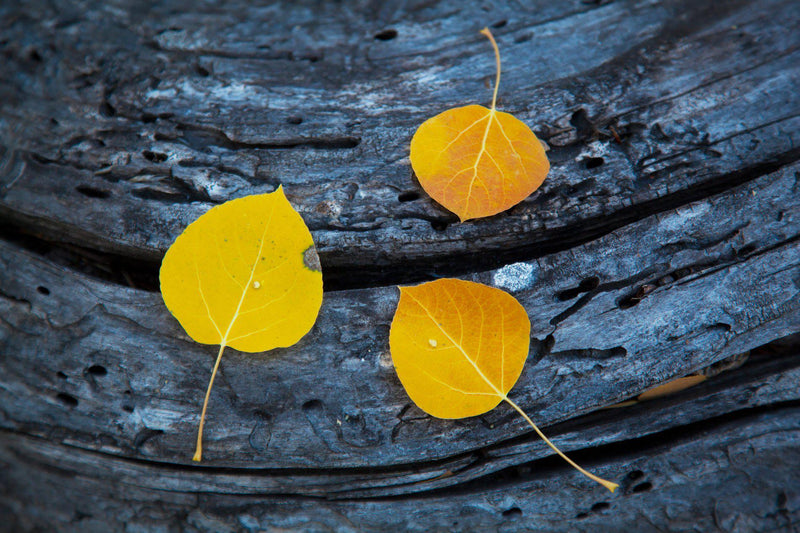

480,27,502,111
193,342,227,462
503,396,619,492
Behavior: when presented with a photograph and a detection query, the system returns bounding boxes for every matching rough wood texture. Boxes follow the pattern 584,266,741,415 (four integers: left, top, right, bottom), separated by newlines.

2,0,799,286
1,0,799,531
2,403,798,532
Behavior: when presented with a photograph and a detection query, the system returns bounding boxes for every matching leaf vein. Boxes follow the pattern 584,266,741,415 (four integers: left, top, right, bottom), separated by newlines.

194,260,222,340
437,112,491,156
221,198,278,344
404,291,503,397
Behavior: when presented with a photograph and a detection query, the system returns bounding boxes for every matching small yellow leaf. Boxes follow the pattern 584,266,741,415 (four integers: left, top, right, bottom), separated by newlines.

637,375,706,401
409,28,549,221
160,187,323,461
390,278,618,492
605,375,708,409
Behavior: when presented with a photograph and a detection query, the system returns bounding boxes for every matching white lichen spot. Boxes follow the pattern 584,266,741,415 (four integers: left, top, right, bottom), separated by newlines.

578,140,609,161
208,80,261,102
145,87,178,100
378,351,393,369
428,338,438,348
147,79,262,104
253,281,261,289
493,262,536,292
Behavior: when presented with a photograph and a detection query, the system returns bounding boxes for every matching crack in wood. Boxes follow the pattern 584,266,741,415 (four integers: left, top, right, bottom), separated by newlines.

2,151,797,292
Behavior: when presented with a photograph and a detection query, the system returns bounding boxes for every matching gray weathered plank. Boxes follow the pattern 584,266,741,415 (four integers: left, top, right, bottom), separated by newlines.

0,341,795,500
2,404,798,532
0,0,798,285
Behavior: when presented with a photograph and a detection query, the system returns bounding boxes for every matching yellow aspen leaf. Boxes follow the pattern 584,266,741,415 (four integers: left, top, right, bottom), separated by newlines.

160,186,323,461
409,28,550,221
390,278,618,492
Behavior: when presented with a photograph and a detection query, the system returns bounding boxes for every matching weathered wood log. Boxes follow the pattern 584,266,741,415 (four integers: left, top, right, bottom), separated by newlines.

1,162,797,527
1,0,798,286
2,393,799,531
1,0,798,530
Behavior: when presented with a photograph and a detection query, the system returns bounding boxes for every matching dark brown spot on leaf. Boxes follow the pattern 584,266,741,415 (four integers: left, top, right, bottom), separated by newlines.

303,245,321,272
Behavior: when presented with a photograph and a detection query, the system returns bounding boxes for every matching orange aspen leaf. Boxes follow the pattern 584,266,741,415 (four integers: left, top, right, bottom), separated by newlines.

409,28,550,221
160,187,323,461
605,374,708,409
390,278,618,492
636,374,707,402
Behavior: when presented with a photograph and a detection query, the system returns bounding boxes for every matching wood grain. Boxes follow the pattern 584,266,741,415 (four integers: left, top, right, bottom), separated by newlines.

0,0,798,530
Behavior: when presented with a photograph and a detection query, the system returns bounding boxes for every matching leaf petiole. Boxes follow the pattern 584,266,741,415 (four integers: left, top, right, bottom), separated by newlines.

504,396,619,492
480,27,502,111
193,342,227,462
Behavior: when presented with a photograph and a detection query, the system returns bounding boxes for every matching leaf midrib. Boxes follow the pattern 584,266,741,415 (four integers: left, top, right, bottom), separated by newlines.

404,290,504,399
220,199,278,346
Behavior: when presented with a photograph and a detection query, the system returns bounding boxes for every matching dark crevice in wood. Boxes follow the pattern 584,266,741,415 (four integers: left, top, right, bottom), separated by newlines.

618,232,800,309
130,175,217,205
551,223,797,323
75,185,112,199
0,287,31,307
0,219,161,291
570,109,598,141
55,392,78,407
141,150,168,163
1,334,795,501
0,149,797,293
5,396,797,503
370,147,800,290
175,123,361,151
175,158,259,184
549,346,627,360
546,334,800,432
674,233,800,286
403,400,800,502
85,364,107,377
397,191,421,203
373,29,398,41
556,276,600,301
549,284,609,326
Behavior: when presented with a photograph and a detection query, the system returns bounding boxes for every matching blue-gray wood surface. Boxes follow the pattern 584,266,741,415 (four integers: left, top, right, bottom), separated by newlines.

0,0,798,531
